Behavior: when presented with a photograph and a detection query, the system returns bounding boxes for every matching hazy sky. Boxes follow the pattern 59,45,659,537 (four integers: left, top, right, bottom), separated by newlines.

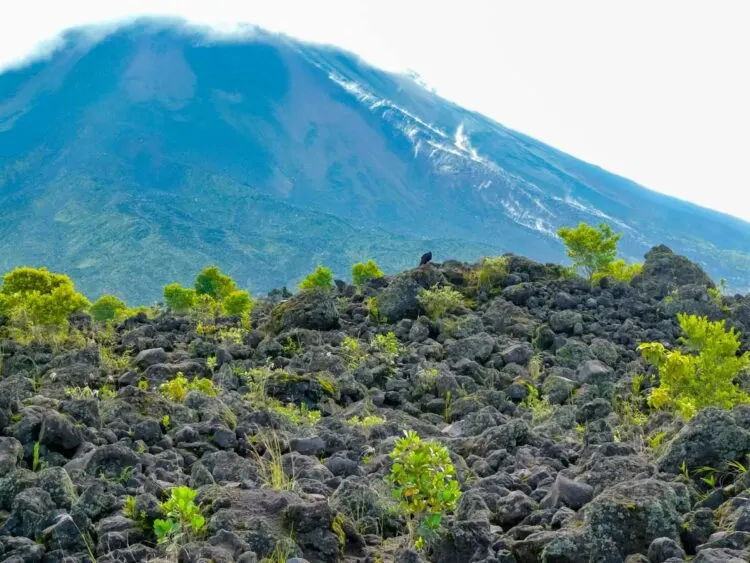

2,1,749,220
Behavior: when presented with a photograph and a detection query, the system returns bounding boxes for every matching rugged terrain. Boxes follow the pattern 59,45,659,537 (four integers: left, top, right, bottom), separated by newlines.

3,20,750,301
3,246,750,562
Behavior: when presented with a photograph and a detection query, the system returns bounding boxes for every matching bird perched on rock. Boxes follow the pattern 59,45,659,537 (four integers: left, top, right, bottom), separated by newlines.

419,251,433,266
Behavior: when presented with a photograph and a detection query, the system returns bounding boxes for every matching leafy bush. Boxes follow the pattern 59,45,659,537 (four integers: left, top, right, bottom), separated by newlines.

557,222,621,278
271,402,321,426
370,332,403,366
163,283,196,314
417,286,465,320
346,414,386,427
153,486,206,545
639,313,750,419
352,259,384,286
194,266,237,301
591,259,643,284
299,265,334,291
0,267,89,330
223,289,253,316
90,294,127,322
387,430,461,548
340,336,367,370
476,256,509,289
160,373,219,402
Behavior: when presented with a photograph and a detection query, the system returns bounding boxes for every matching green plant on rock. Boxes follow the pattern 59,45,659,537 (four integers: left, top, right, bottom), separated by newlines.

346,415,386,428
160,373,219,403
250,430,295,491
366,296,385,323
340,336,367,370
89,294,127,322
0,266,90,340
298,265,334,291
591,259,643,284
223,289,254,316
153,486,206,545
352,259,384,287
99,345,131,372
271,402,321,426
387,430,461,549
639,313,750,419
520,384,555,423
475,256,509,289
163,283,196,314
556,222,621,279
194,265,237,301
370,332,403,367
417,286,466,320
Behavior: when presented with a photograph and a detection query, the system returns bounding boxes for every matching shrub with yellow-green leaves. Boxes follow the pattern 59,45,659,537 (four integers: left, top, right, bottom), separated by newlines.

417,286,465,320
299,265,334,291
639,313,750,419
89,294,128,322
387,430,461,549
352,259,384,286
0,267,90,336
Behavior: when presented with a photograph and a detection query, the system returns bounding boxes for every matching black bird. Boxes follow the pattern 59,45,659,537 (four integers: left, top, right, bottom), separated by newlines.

419,251,433,266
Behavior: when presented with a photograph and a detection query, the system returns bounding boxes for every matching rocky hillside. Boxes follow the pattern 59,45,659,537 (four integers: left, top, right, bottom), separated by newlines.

3,246,750,563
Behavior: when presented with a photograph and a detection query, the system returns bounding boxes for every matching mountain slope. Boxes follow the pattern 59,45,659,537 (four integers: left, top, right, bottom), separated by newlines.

1,20,749,302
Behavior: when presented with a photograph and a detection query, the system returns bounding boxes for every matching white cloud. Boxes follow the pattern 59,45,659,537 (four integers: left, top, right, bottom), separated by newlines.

1,0,749,220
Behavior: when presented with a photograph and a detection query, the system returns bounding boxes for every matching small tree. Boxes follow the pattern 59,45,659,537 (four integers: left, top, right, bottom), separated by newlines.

90,294,127,322
153,486,206,545
194,266,237,301
0,267,90,331
557,222,621,278
352,259,384,286
299,265,334,291
163,283,196,314
387,430,461,548
417,286,465,320
223,290,253,316
639,313,750,419
476,256,509,289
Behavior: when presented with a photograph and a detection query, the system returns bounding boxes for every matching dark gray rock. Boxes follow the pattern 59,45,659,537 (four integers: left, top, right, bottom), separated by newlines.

447,333,495,364
133,347,167,369
540,473,594,510
0,436,23,474
658,408,750,474
377,277,422,321
39,411,83,452
648,537,686,563
549,311,584,334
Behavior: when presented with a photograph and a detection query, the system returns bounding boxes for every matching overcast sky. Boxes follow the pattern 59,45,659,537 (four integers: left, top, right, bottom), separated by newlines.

2,1,749,220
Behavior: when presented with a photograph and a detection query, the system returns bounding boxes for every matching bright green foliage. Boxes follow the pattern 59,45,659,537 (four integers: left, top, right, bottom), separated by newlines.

223,289,253,316
340,336,367,370
557,222,621,278
194,266,237,301
476,256,509,289
417,286,465,320
346,415,386,427
639,313,750,419
160,373,219,403
520,384,555,423
153,486,206,545
163,283,196,314
591,259,643,284
271,402,321,425
299,265,334,291
387,430,461,546
0,267,89,328
352,259,384,286
90,294,127,322
371,332,403,366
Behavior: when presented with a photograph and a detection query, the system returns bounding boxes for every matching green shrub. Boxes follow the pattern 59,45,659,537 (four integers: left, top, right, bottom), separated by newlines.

346,414,386,427
160,373,219,402
639,313,750,419
387,430,461,548
271,402,321,426
417,286,465,320
223,289,253,316
370,332,402,366
299,265,334,291
153,486,206,545
352,259,384,286
591,259,643,284
341,336,367,370
0,267,89,330
163,283,196,314
90,294,127,322
557,222,621,278
194,266,237,301
476,256,509,289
